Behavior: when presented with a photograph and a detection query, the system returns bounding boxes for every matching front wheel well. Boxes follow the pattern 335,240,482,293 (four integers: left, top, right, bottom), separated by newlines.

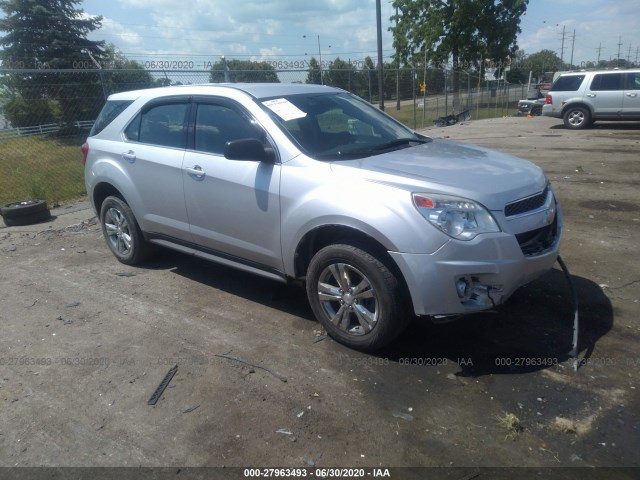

294,226,391,279
293,226,411,308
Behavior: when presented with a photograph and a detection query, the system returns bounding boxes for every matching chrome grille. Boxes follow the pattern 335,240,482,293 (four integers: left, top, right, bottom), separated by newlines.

505,186,548,217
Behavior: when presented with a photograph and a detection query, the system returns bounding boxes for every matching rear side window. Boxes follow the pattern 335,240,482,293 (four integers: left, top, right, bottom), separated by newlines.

550,75,585,92
590,73,623,91
89,100,133,136
124,102,189,149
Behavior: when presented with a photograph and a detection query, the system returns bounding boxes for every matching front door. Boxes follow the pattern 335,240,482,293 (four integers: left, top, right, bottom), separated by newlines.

587,72,624,117
623,72,640,117
182,101,283,271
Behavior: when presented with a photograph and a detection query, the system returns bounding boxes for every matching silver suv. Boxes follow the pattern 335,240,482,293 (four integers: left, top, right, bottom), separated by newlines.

83,84,562,350
542,69,640,129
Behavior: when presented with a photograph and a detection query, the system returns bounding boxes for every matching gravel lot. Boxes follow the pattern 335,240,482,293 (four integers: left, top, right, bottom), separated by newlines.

0,116,638,474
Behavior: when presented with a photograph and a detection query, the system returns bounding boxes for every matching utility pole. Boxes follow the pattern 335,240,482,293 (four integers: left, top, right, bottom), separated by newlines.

635,47,639,67
559,25,567,70
596,43,604,66
627,44,632,65
616,36,623,67
395,5,400,111
569,29,576,68
376,0,384,111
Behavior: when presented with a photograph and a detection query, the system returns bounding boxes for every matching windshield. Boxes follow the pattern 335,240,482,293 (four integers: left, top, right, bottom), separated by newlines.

258,92,427,160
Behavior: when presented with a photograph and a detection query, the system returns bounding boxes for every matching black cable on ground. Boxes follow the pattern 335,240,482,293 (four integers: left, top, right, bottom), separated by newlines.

557,255,579,371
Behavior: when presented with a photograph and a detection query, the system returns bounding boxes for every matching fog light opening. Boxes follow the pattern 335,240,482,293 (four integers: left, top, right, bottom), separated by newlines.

455,276,472,301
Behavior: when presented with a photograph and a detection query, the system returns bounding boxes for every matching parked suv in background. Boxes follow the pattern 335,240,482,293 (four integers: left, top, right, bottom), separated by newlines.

542,69,640,129
84,83,562,351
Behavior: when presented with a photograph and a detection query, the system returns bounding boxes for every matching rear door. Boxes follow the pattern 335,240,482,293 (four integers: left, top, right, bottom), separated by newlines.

122,97,191,240
623,71,640,117
587,73,624,118
182,98,283,271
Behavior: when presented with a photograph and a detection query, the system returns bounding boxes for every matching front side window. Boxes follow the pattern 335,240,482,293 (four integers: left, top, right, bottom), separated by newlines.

194,103,263,155
590,73,623,91
124,102,189,148
625,72,640,90
549,75,585,92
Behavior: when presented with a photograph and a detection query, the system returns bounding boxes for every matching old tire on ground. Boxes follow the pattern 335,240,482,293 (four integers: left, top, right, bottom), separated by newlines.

531,105,542,116
99,196,151,265
1,200,51,226
563,106,591,129
306,243,410,351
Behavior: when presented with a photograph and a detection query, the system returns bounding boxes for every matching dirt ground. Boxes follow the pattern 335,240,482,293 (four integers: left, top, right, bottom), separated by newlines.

0,115,639,475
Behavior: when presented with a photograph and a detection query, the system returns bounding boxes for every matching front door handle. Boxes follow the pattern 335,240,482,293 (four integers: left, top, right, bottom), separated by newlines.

626,93,638,97
185,165,206,180
122,151,136,163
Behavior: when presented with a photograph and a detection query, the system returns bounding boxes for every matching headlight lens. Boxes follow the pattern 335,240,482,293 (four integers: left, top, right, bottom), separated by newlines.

413,193,500,240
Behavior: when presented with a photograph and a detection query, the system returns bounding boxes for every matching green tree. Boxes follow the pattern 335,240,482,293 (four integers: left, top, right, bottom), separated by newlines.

505,49,527,83
323,57,357,92
101,44,153,93
305,57,322,85
391,0,527,109
0,0,105,126
522,49,562,79
353,56,377,101
209,59,279,83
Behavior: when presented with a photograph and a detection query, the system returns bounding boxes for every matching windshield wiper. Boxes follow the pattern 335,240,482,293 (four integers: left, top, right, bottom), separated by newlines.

314,137,429,160
371,137,428,151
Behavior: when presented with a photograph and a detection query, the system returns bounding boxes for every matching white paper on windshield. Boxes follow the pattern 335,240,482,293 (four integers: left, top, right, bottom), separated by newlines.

262,98,307,121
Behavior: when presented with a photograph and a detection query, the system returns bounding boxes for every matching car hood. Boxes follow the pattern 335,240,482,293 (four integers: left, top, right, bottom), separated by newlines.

330,138,547,210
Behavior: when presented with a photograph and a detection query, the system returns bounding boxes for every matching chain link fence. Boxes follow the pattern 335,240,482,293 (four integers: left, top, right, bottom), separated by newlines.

0,67,528,207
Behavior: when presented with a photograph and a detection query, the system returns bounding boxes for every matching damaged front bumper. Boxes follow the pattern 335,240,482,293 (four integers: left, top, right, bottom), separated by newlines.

389,208,562,316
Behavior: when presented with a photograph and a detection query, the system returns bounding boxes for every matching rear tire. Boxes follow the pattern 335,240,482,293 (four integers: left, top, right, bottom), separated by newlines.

563,106,591,129
306,244,410,351
99,196,151,265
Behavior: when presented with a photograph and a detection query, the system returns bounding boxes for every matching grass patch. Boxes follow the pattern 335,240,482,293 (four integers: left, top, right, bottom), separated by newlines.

551,415,594,436
496,412,523,440
0,134,86,206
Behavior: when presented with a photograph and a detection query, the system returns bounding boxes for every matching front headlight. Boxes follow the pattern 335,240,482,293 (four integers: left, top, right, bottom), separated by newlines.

412,193,500,240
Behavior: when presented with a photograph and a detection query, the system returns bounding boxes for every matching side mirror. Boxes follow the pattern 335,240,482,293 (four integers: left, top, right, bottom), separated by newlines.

224,138,276,163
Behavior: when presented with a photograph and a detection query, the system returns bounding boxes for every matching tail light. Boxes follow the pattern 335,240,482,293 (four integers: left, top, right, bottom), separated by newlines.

545,95,552,105
81,143,89,166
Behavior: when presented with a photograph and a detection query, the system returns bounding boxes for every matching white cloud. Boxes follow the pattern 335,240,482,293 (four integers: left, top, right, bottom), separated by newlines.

97,16,142,46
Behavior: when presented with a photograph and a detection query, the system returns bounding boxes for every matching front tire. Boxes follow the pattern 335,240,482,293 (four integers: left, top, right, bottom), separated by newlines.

99,196,150,265
306,244,409,351
563,106,590,129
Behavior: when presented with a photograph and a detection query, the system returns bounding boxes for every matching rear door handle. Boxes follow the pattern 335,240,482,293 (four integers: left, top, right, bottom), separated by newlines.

122,151,136,163
586,93,596,97
185,165,206,180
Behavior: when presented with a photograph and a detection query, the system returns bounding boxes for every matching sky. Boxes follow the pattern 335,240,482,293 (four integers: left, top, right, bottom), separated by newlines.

68,0,640,69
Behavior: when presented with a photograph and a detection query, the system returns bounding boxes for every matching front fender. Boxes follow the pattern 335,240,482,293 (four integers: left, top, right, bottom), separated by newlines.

279,158,449,276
